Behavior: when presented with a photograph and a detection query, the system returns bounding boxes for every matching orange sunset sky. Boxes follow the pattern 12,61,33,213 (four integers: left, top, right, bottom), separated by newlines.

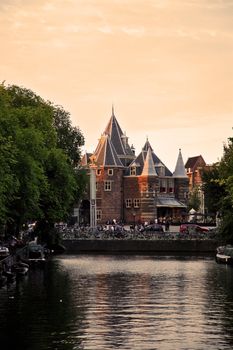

1,0,233,171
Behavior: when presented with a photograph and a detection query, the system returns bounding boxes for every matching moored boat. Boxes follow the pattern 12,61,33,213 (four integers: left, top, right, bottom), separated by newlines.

0,246,10,260
12,260,29,277
26,242,46,266
216,245,233,265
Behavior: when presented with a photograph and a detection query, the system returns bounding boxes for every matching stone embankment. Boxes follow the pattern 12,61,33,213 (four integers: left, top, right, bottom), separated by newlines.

63,238,222,254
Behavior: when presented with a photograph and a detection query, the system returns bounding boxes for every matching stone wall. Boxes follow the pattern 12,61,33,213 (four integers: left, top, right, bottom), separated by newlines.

63,239,221,254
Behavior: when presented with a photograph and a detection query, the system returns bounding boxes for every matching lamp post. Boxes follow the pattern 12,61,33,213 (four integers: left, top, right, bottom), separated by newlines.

133,212,136,229
153,189,158,223
89,155,97,230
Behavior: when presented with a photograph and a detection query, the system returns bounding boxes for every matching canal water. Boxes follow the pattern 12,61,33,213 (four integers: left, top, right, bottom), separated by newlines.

1,255,233,350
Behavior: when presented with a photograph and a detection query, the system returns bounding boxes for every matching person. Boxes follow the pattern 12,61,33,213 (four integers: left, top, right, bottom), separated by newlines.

165,218,170,232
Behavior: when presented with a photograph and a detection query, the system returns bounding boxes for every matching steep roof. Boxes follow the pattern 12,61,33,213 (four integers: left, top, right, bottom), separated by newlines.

173,149,188,178
126,139,172,176
104,108,135,157
141,147,158,176
81,152,92,167
93,134,123,167
185,155,206,170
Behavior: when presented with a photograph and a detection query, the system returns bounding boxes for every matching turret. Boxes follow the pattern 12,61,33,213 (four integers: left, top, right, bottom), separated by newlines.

173,149,189,204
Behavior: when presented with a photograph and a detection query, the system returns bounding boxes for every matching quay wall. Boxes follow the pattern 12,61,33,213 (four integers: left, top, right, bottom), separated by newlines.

62,239,222,254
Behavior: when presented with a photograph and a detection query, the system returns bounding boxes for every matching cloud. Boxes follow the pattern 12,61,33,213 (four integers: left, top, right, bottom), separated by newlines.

98,25,113,34
121,26,146,37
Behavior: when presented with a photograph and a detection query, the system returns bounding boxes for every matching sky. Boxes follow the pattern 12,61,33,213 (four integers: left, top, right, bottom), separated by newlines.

1,0,233,171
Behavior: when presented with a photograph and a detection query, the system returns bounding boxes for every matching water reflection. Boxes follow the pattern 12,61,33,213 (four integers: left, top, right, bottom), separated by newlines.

0,255,233,349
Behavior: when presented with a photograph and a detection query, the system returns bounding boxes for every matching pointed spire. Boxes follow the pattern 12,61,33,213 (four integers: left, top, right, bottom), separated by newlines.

93,134,123,167
173,149,188,178
141,147,158,176
104,111,134,157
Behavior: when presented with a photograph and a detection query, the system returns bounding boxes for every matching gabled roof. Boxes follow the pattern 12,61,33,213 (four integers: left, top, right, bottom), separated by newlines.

185,155,206,170
93,134,123,167
141,147,158,176
173,149,188,178
126,139,172,176
104,108,134,157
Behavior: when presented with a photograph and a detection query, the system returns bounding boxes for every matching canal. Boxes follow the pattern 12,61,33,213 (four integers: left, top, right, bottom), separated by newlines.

1,255,233,350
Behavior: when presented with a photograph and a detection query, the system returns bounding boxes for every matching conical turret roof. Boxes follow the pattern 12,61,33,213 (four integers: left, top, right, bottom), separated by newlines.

104,108,134,157
173,149,188,178
141,147,158,176
93,134,123,167
126,138,172,176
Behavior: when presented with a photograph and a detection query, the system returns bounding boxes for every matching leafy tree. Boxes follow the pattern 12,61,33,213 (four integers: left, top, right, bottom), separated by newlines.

187,187,201,212
0,83,86,239
52,106,84,166
201,165,226,215
217,136,233,241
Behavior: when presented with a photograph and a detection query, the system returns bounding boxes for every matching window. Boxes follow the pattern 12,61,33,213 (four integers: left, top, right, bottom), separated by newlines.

104,181,112,191
96,169,101,176
168,179,174,193
157,166,165,176
108,169,113,176
134,199,140,208
160,179,167,193
125,199,132,208
130,166,136,176
96,210,102,221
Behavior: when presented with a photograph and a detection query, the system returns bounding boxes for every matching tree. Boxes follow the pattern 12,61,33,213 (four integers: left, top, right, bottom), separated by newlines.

217,136,233,241
0,83,86,238
187,187,201,212
52,106,84,166
201,165,226,215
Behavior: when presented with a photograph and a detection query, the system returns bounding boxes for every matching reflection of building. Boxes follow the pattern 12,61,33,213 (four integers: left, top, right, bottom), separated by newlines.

81,109,189,224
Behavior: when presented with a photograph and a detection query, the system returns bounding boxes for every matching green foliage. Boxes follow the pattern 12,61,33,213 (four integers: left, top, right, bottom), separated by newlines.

187,187,201,212
0,83,86,237
201,165,226,214
202,136,233,240
53,106,84,166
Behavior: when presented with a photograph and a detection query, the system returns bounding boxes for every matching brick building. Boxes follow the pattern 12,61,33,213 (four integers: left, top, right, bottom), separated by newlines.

185,155,206,192
185,155,213,215
80,109,189,225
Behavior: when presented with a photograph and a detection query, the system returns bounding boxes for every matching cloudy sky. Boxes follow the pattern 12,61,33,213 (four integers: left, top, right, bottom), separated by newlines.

1,0,233,170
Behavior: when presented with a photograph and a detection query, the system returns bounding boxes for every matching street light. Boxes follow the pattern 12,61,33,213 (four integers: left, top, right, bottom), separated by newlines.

133,212,136,229
89,155,97,230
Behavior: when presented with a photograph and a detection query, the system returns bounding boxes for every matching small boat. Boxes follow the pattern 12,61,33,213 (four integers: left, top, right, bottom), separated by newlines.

12,261,29,277
0,246,10,260
26,242,46,266
0,273,7,287
2,270,16,283
216,245,233,265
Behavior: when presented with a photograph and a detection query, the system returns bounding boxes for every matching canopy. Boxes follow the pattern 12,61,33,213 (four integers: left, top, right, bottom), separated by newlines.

157,197,186,208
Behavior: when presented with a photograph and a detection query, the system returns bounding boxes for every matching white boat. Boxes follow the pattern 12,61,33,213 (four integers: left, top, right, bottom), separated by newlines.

216,245,233,265
0,246,10,259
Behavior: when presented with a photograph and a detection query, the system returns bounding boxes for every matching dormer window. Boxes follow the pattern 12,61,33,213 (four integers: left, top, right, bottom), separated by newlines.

159,166,165,176
130,166,136,176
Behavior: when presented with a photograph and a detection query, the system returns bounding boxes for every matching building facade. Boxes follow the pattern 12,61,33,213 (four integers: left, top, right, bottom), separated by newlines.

185,155,213,216
81,109,189,225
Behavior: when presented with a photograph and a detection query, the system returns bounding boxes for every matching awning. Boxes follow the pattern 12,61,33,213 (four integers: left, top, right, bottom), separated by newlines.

157,197,186,208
